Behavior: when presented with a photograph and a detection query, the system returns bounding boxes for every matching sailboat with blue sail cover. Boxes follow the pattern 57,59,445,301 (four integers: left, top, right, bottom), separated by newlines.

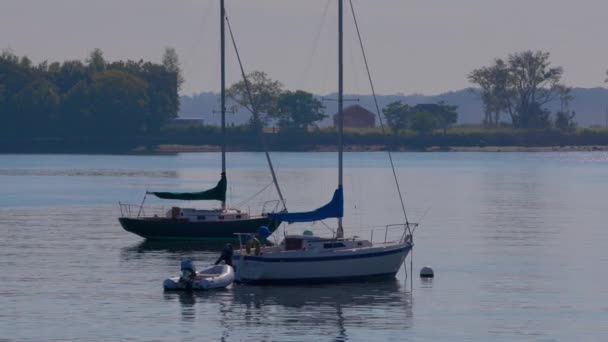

118,0,285,241
233,0,416,284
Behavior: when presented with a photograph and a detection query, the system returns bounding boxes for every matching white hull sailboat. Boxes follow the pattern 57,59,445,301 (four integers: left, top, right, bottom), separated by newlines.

234,233,411,284
233,0,416,284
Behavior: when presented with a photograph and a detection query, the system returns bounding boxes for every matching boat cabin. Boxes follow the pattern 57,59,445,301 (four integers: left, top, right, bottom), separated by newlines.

280,235,372,252
166,207,251,222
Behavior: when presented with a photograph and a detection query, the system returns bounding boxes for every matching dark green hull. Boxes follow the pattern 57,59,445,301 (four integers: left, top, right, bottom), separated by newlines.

118,216,280,241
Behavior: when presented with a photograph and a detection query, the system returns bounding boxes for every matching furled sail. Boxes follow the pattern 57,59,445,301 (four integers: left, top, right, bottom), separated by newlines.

269,186,343,223
148,173,227,201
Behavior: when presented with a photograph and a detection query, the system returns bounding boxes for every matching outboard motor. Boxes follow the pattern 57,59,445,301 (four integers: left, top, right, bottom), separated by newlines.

215,244,234,266
179,259,196,289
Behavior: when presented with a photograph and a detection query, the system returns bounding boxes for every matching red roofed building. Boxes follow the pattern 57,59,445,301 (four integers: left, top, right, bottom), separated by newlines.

333,105,375,128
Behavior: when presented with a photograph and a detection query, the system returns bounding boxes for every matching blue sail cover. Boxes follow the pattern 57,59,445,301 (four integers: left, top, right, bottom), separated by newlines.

269,186,343,223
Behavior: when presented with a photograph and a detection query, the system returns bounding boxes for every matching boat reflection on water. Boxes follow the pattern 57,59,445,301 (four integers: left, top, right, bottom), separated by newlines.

125,239,227,253
164,280,413,341
120,239,228,262
420,277,434,289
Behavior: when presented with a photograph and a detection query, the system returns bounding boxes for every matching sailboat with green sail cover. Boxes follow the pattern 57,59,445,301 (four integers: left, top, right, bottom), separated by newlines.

118,0,284,240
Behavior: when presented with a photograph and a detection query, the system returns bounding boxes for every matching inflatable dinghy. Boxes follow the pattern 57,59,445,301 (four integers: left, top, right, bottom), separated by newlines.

163,260,234,291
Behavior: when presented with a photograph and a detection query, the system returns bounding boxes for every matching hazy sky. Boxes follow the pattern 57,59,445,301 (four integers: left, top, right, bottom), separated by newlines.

2,0,607,95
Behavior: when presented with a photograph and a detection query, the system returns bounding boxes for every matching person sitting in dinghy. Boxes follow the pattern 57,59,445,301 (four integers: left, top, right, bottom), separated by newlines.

215,244,234,266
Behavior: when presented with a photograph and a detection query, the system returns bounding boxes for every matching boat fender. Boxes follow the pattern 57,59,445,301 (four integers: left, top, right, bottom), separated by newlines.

258,226,270,239
246,238,261,255
420,266,434,278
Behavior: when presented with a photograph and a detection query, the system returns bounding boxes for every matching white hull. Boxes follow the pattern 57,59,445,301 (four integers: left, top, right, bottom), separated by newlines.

234,242,412,284
163,264,234,291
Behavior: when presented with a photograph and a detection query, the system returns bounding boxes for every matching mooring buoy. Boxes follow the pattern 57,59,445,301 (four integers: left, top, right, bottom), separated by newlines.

420,266,434,278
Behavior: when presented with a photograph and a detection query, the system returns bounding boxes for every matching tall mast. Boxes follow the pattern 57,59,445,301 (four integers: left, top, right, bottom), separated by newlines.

337,0,344,238
220,0,227,211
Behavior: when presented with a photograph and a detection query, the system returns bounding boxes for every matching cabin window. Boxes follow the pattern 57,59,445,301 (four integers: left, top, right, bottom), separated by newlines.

324,242,346,249
285,238,303,251
197,216,206,220
218,216,225,220
236,215,242,219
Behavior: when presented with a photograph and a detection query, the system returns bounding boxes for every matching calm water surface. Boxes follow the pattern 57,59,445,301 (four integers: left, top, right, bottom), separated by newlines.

1,152,608,341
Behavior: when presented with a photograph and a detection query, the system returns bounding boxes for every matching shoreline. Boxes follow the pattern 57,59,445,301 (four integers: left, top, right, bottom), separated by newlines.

3,144,608,155
155,144,608,154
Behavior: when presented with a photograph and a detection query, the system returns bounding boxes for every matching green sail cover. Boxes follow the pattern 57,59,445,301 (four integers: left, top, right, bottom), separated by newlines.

148,173,226,201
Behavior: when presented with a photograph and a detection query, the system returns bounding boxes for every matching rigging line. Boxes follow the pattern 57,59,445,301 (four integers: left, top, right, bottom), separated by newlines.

185,1,215,87
224,11,287,211
234,181,274,209
320,220,337,236
297,0,332,89
349,0,411,232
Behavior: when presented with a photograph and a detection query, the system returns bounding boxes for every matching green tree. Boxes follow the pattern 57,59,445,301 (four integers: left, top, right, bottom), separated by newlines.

162,47,184,91
409,111,437,135
90,70,149,135
14,79,61,135
138,62,180,132
0,84,5,104
87,48,106,73
523,102,552,129
274,90,326,131
0,84,6,124
554,111,576,132
0,50,179,140
508,50,563,128
0,50,32,96
382,101,411,133
227,71,283,131
467,59,511,125
554,85,576,132
55,60,88,93
413,103,458,135
61,80,92,134
20,56,32,69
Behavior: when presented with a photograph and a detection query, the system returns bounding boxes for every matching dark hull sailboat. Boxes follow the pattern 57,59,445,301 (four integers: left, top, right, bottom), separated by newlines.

117,0,287,241
118,175,282,241
119,216,280,241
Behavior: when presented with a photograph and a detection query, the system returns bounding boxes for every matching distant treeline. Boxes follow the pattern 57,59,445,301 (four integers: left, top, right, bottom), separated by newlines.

3,48,608,153
0,48,181,139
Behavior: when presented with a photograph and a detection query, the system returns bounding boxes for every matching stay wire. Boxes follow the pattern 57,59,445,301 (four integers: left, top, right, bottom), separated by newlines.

235,181,274,209
349,0,411,233
297,0,332,89
225,10,287,211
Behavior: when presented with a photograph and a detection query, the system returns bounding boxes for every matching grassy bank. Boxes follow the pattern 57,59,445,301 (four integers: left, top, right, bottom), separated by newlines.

3,126,608,153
